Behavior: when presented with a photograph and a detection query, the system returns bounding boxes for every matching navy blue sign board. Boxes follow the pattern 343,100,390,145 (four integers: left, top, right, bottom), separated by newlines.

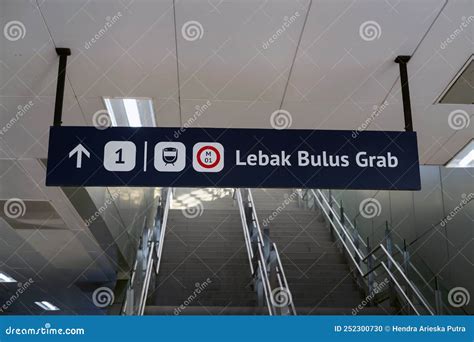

46,127,421,190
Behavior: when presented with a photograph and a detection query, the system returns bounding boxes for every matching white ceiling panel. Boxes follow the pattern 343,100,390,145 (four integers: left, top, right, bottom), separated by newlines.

180,99,279,128
284,100,405,131
176,0,310,103
0,1,53,93
284,0,446,106
0,95,84,158
39,0,179,99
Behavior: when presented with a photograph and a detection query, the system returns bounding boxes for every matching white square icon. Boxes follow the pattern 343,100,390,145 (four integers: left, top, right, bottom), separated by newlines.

193,142,224,172
154,142,186,172
104,141,136,172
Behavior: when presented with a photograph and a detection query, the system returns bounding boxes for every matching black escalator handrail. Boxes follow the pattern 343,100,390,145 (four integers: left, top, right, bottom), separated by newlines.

235,189,256,275
121,214,158,315
236,188,273,314
121,188,172,315
138,187,172,315
235,188,296,315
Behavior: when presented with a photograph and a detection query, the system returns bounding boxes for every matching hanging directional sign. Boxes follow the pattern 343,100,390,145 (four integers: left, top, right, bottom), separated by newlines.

45,126,421,190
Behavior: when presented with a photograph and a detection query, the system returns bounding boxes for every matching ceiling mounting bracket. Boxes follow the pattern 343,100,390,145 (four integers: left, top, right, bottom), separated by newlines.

53,48,71,127
395,55,413,132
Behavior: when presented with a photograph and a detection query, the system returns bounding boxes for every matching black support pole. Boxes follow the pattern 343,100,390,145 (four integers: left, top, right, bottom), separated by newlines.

53,48,71,127
395,55,413,132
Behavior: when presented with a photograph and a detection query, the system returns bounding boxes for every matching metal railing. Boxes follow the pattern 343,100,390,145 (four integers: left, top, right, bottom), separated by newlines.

392,244,467,315
301,189,435,315
121,188,172,315
235,188,296,315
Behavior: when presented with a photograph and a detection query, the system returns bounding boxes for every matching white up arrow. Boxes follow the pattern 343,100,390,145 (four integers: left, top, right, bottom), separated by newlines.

69,144,90,168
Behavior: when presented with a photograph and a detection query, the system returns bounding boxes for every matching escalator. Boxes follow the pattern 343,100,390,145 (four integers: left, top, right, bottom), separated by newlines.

120,187,453,316
251,189,395,315
121,188,294,315
145,188,258,315
300,189,451,315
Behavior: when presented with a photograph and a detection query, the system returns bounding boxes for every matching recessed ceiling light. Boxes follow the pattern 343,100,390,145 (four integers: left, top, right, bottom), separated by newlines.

0,272,17,283
437,55,474,104
35,301,60,311
103,98,156,127
446,139,474,168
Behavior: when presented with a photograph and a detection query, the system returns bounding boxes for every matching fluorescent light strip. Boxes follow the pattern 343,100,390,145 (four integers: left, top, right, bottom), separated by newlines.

0,272,16,283
459,150,474,167
103,99,118,126
446,140,474,168
35,301,60,311
123,99,142,127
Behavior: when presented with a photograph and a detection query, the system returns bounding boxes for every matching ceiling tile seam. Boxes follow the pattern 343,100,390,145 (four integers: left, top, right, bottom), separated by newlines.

279,0,313,111
35,0,88,126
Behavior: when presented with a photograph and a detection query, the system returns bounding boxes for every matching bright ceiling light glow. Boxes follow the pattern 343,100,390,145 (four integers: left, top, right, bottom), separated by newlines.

35,301,60,311
0,272,17,283
103,99,118,126
459,150,474,167
446,140,474,168
103,98,155,127
123,98,142,127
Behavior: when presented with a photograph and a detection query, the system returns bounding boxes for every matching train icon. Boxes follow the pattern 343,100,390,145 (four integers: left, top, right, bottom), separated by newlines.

154,142,186,172
162,147,178,165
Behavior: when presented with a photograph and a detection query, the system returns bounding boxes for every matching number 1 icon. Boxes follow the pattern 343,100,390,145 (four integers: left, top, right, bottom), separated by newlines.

104,141,136,172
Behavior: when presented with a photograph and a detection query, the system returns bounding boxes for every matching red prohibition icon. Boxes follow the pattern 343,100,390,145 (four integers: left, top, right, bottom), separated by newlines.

197,145,221,169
